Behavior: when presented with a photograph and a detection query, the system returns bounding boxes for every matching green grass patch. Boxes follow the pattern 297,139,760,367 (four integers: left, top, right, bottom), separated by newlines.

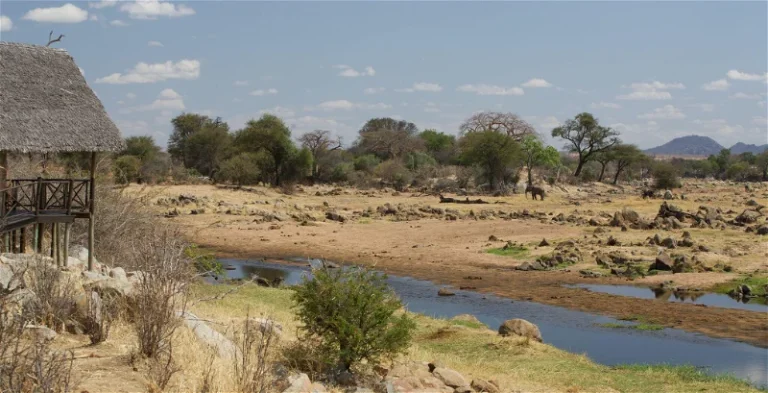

600,315,666,331
711,275,768,296
449,319,488,330
486,244,529,259
614,365,761,390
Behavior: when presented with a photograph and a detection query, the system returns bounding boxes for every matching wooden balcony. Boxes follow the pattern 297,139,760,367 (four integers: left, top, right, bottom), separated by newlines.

1,178,92,234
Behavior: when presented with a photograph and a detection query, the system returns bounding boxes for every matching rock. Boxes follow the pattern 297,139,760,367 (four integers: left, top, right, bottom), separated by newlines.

606,236,619,246
660,237,677,249
608,252,630,265
539,238,550,247
450,314,486,328
336,370,356,386
325,211,346,222
471,379,500,393
664,190,673,200
756,225,768,235
454,386,474,393
438,288,456,297
24,325,57,342
249,317,283,337
589,217,607,226
668,217,684,229
672,255,694,273
595,253,614,268
432,367,468,388
735,209,761,224
109,267,127,282
180,312,239,360
580,270,604,278
498,319,542,342
650,253,673,271
283,373,313,393
740,284,753,296
488,235,499,241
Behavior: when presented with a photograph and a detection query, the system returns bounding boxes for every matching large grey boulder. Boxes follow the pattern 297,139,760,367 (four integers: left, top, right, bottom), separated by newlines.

282,373,313,393
179,311,239,360
432,367,467,388
498,319,542,342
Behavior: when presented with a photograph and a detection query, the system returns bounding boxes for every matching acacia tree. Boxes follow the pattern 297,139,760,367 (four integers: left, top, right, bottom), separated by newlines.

168,114,223,167
419,129,457,164
234,115,295,186
520,135,560,186
298,130,342,179
551,112,620,177
611,144,645,184
756,150,768,181
459,112,536,141
355,118,423,159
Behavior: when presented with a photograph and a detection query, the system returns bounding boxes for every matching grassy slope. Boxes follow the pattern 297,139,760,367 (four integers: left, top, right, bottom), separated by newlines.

189,283,762,393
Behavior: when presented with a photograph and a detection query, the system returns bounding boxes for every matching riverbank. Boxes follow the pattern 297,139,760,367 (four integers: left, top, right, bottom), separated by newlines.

131,183,768,348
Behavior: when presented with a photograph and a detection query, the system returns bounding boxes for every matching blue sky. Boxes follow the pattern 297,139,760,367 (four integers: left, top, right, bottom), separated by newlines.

1,1,767,150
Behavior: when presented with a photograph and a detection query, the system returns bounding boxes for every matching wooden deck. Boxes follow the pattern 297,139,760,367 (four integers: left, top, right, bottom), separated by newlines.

1,178,91,234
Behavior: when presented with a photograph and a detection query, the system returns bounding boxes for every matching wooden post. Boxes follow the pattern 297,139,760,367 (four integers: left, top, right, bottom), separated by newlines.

63,223,70,266
1,151,8,251
19,227,25,253
36,177,43,253
49,224,55,260
88,152,96,271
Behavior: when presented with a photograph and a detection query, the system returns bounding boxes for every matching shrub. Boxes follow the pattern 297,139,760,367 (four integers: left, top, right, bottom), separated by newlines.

405,151,436,171
218,153,260,186
353,154,381,173
652,162,681,190
23,257,77,330
232,315,279,393
375,160,413,191
114,155,142,184
292,267,415,372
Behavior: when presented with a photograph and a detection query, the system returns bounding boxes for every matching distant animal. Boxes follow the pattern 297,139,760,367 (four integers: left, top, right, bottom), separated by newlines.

525,185,545,201
641,189,655,199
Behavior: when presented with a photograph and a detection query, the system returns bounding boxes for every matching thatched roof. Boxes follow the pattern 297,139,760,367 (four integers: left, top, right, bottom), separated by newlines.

0,42,123,153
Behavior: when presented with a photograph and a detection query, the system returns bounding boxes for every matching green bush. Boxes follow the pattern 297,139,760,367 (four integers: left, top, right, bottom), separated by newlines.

114,155,142,184
375,160,413,191
353,154,381,173
218,152,260,185
652,162,681,190
292,267,415,372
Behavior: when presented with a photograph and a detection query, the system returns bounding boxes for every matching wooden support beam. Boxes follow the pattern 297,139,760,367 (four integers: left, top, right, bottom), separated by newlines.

19,227,26,254
88,152,96,271
63,223,70,266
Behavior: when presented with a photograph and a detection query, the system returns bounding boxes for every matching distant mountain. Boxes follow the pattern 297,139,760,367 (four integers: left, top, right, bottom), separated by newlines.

729,142,768,155
645,135,725,156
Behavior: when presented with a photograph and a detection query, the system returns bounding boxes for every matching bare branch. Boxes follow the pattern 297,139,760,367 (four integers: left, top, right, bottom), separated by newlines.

46,31,65,47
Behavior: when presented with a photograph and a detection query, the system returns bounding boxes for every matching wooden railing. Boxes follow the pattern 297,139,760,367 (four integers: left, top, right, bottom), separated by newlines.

1,178,91,230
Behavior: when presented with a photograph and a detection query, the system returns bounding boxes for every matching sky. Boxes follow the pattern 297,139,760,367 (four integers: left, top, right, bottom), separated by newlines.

1,1,767,150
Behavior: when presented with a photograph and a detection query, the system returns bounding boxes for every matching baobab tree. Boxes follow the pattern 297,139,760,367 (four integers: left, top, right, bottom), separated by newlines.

459,112,536,141
298,130,342,178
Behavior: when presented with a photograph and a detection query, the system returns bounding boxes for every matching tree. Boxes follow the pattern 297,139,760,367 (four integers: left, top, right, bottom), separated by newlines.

299,130,342,179
711,148,731,178
113,155,141,184
756,150,768,181
459,130,523,192
234,115,295,186
184,123,232,178
551,112,620,177
419,129,457,164
652,161,680,190
520,135,560,186
218,153,260,186
292,267,415,371
610,144,644,184
356,118,423,159
169,113,219,166
460,112,536,141
121,136,161,162
593,148,614,182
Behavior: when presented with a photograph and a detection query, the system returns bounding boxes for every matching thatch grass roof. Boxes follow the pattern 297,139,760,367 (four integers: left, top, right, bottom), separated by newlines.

0,42,123,153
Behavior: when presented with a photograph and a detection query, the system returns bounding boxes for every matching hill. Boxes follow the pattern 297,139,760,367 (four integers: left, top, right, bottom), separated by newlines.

645,135,725,156
729,142,768,155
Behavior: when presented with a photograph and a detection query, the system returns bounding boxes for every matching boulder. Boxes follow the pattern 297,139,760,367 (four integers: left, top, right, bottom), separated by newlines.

606,236,620,246
432,367,468,389
109,267,127,282
498,319,542,342
538,238,550,247
650,253,673,271
595,253,614,268
757,225,768,235
438,288,456,297
282,373,313,393
660,237,677,249
735,209,761,224
664,190,674,200
325,211,346,223
608,252,630,265
672,255,694,273
454,386,474,393
24,325,57,342
471,379,500,393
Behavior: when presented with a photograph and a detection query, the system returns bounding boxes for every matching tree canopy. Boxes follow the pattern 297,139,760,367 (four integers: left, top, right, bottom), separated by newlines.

552,112,620,176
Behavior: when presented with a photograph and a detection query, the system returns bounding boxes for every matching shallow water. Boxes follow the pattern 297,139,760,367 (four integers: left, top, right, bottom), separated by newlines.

566,283,768,312
218,258,768,387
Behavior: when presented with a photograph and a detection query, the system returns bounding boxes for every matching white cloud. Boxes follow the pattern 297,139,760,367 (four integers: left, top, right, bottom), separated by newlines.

702,79,730,91
727,70,768,82
22,4,89,23
456,84,524,96
89,15,98,21
363,87,386,95
521,78,552,88
759,100,766,109
628,81,685,90
109,20,129,27
729,92,761,100
525,116,561,131
115,119,150,136
638,105,686,120
691,119,747,135
334,64,375,77
313,100,391,111
89,1,117,9
117,100,125,105
617,91,672,100
258,106,295,118
286,116,351,134
424,102,440,113
147,40,164,47
249,88,278,96
0,15,12,32
126,93,137,99
687,103,714,112
413,82,443,92
233,80,249,87
96,59,200,84
753,116,768,126
120,89,185,113
120,0,195,19
692,118,727,128
591,102,621,109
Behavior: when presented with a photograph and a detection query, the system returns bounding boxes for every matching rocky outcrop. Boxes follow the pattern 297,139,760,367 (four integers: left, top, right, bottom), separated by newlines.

498,319,542,342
